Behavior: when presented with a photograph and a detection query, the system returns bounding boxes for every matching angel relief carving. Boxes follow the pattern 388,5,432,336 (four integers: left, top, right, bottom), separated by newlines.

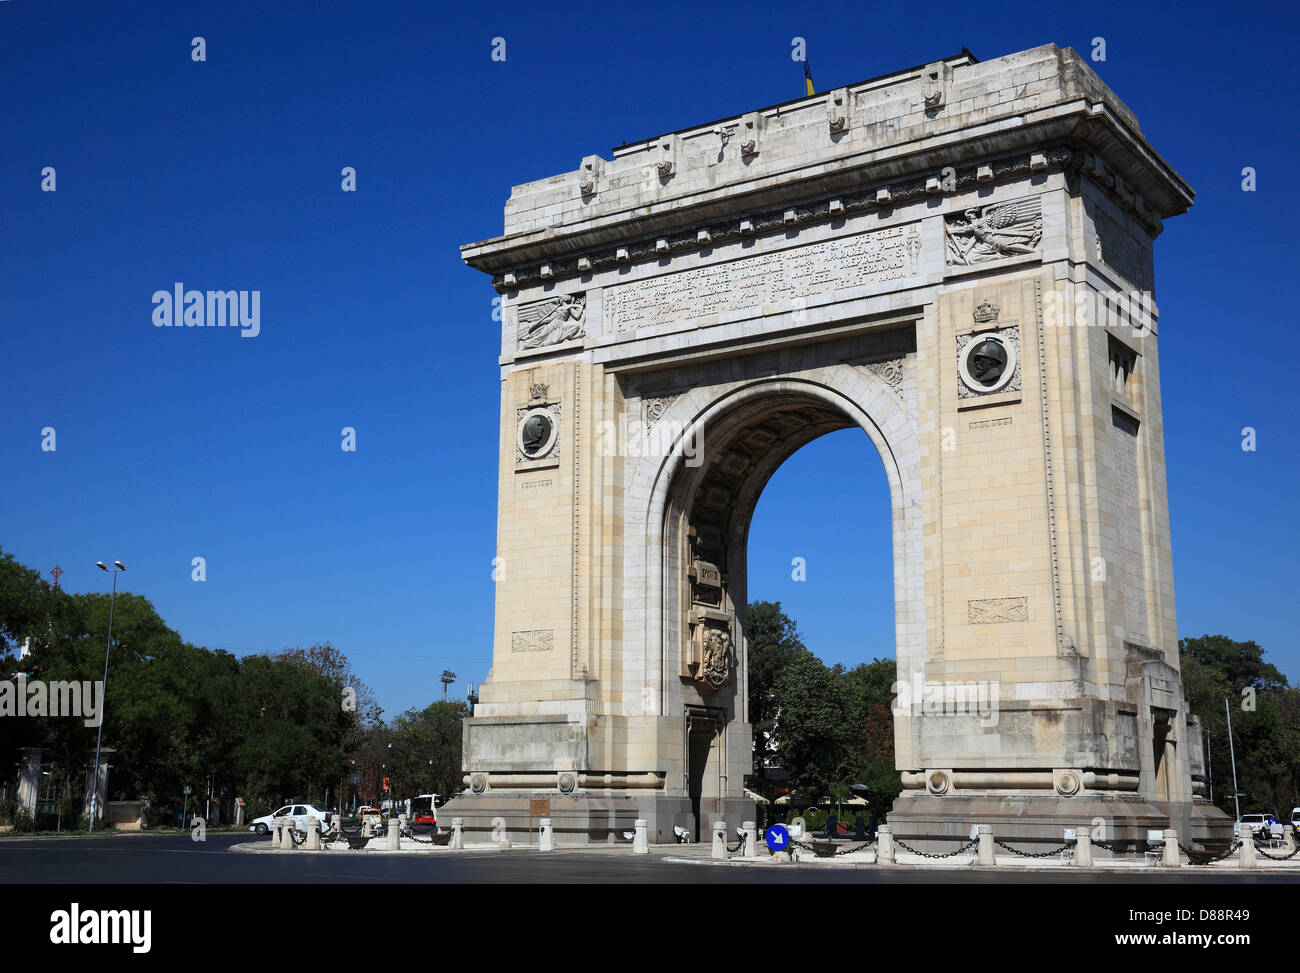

517,293,586,349
945,198,1042,266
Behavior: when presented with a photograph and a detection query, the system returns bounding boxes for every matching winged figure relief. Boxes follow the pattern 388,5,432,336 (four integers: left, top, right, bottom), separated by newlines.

946,199,1043,265
517,294,586,349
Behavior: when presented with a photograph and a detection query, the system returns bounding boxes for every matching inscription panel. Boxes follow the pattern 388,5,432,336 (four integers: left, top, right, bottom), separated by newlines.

605,224,922,334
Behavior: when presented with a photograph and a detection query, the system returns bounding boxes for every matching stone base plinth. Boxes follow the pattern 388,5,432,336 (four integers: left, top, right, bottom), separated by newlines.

439,792,756,847
888,793,1232,856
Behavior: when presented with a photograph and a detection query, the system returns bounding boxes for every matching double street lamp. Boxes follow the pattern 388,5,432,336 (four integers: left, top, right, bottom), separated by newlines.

89,560,125,833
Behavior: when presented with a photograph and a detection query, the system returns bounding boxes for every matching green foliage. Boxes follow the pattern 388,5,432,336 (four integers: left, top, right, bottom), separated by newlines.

1180,635,1298,817
745,601,902,815
0,545,390,825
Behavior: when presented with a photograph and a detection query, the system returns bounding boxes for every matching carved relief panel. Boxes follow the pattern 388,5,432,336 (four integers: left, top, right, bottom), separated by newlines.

682,525,734,691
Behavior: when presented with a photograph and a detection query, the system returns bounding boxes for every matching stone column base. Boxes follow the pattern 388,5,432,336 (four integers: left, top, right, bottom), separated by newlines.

888,792,1233,857
438,792,756,847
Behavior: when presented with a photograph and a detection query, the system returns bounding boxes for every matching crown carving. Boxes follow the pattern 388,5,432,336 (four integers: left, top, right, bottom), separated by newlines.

973,300,1001,324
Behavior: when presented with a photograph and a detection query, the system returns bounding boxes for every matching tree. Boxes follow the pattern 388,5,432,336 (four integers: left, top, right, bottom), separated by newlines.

745,601,807,798
841,659,903,819
1179,635,1296,817
771,653,853,798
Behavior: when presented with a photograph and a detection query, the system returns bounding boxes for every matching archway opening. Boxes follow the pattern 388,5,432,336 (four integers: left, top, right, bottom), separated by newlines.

658,386,903,836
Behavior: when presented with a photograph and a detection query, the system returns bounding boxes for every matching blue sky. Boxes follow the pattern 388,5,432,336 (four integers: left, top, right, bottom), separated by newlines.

2,0,1296,718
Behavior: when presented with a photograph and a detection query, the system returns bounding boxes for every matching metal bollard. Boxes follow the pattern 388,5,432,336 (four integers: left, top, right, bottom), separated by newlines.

976,824,995,866
305,816,321,851
386,816,401,851
876,824,895,864
1075,829,1093,867
711,821,728,860
742,820,758,859
539,817,554,852
1239,832,1257,869
633,819,648,855
1161,829,1181,867
450,817,464,850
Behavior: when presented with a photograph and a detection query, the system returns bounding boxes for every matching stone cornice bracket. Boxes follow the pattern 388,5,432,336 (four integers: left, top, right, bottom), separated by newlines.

656,133,678,179
487,147,1081,292
921,61,952,111
578,155,604,197
738,111,760,158
827,87,849,134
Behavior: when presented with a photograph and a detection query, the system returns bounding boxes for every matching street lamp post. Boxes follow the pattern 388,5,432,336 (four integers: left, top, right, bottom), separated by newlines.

90,560,125,833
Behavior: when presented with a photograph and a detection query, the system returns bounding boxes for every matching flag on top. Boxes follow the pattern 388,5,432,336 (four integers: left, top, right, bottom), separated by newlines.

803,60,815,96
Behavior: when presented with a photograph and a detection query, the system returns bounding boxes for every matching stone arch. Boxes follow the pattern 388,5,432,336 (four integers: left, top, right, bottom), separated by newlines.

623,362,924,768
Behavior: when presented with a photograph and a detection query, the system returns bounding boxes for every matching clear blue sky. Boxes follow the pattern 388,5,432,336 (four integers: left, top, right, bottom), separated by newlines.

2,0,1296,718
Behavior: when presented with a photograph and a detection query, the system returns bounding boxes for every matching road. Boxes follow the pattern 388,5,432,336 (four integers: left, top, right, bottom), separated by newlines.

2,832,1298,883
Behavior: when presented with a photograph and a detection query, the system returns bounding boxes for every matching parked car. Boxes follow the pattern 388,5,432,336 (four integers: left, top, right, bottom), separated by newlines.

249,803,332,836
355,805,382,824
1291,807,1300,829
1238,813,1278,837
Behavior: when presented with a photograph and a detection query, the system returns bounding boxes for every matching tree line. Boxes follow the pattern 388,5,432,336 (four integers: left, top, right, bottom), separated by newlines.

0,546,460,829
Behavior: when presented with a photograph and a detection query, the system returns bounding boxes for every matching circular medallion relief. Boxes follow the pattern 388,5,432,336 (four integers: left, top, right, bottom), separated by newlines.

958,332,1017,393
517,408,558,459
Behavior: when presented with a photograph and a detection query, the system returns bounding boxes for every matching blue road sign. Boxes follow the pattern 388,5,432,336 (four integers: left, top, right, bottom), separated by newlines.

765,823,790,852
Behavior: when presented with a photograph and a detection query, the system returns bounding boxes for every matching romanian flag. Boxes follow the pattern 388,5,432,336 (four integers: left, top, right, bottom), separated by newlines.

803,60,815,96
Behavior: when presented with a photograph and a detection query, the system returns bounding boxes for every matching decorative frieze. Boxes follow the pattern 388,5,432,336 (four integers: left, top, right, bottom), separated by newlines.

517,294,586,350
945,197,1042,266
642,393,681,437
511,630,553,652
968,597,1029,624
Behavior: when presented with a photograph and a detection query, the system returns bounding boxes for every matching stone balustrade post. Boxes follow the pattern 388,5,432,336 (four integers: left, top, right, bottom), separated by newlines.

711,821,728,859
876,824,895,864
1161,829,1181,867
976,824,995,866
1074,829,1093,867
633,818,648,854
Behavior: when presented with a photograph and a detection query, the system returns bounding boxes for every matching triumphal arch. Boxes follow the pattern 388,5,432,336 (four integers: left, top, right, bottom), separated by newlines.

452,44,1228,848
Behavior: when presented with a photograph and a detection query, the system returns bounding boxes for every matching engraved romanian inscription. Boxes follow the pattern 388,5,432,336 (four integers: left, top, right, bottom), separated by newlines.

606,224,922,334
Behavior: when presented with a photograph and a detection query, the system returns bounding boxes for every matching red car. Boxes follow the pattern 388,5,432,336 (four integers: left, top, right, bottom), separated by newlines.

413,811,437,826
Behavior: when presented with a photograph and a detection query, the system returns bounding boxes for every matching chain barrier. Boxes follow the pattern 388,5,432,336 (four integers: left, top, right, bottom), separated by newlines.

1176,839,1242,865
402,828,438,845
1253,839,1300,861
893,837,978,859
288,828,306,846
1091,839,1136,854
727,835,747,853
993,838,1075,859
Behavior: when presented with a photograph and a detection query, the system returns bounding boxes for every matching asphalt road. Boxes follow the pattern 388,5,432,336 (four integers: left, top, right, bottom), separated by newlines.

3,832,1299,883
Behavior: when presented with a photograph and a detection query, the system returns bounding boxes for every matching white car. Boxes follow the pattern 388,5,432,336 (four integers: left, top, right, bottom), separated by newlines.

249,803,332,836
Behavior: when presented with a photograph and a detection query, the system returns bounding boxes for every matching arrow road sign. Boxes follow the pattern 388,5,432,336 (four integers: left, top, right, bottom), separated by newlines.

765,823,790,852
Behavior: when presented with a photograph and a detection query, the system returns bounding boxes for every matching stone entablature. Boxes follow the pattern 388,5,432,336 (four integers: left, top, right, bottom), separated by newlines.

463,45,1190,293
